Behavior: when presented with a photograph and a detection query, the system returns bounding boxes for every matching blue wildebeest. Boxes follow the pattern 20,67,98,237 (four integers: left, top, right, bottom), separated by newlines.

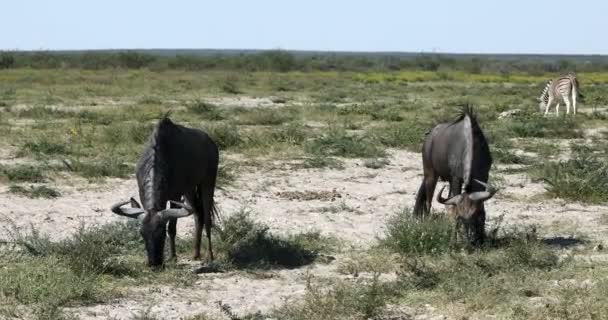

413,106,496,244
111,116,219,267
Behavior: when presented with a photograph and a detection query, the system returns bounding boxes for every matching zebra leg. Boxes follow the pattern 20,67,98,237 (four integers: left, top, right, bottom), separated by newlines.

572,91,577,114
563,95,571,115
545,96,553,115
555,103,560,115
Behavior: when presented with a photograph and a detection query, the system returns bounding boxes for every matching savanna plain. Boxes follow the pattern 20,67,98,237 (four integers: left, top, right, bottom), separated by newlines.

1,60,608,320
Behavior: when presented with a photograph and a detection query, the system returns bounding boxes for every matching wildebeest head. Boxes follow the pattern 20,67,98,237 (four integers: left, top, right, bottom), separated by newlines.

436,179,497,244
111,197,194,268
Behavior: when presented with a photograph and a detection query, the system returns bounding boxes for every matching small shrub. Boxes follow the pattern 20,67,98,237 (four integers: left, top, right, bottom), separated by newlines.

187,100,225,121
382,208,454,255
67,157,132,178
306,127,386,158
537,145,608,203
273,275,396,320
301,156,344,169
9,185,60,199
220,76,241,94
237,108,293,126
0,165,46,183
509,114,582,138
368,122,426,152
271,122,308,144
363,158,390,169
205,123,242,150
19,139,70,157
215,209,322,268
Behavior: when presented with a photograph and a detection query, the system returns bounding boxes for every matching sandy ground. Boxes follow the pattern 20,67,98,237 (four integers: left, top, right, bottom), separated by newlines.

1,148,608,319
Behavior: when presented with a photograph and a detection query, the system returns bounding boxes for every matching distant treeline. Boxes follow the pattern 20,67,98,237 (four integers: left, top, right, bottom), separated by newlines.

1,50,608,74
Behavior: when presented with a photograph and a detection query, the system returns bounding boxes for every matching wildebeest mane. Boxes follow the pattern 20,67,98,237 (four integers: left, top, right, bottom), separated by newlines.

139,115,174,210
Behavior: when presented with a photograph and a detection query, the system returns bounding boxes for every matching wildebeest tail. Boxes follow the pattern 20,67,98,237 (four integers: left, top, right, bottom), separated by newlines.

413,182,426,217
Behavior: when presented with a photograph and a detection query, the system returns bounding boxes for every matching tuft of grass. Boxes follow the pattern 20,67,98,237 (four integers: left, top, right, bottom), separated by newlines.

19,139,70,157
205,123,242,150
306,127,386,158
363,158,389,169
273,275,396,320
0,164,46,183
301,155,344,170
270,122,308,144
215,209,328,269
382,208,455,255
8,185,61,199
367,122,426,152
507,114,582,139
220,76,241,94
236,108,294,126
66,157,132,179
187,100,225,121
536,145,608,204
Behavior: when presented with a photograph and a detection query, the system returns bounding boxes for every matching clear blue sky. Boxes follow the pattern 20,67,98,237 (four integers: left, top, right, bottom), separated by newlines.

2,0,606,54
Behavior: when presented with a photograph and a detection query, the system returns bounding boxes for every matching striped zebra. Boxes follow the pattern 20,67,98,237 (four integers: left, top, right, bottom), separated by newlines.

538,72,580,115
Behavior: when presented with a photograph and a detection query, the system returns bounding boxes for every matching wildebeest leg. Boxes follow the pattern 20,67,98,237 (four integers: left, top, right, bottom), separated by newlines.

200,182,216,262
186,192,203,260
423,173,438,217
446,178,462,221
473,204,487,244
167,217,178,261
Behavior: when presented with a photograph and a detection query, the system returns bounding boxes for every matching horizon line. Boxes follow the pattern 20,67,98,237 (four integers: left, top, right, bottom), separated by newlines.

1,47,606,57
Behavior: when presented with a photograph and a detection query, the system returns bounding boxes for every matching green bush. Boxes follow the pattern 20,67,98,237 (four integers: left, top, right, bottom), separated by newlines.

306,127,386,158
205,123,242,150
0,165,46,183
215,209,322,269
8,185,60,199
382,208,455,255
537,145,608,203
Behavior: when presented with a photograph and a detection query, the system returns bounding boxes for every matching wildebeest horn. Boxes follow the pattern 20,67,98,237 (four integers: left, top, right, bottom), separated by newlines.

111,199,145,219
436,185,462,205
159,200,194,219
469,179,498,202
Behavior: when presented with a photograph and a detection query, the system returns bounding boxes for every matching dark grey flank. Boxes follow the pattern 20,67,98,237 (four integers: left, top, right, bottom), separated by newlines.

413,106,496,244
111,116,219,267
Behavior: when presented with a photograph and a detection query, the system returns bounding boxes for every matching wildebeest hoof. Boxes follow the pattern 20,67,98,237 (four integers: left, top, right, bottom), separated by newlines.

193,261,223,274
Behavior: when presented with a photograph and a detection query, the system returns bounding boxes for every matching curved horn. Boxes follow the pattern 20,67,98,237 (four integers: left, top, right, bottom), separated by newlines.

436,185,462,205
469,179,498,202
111,199,145,219
159,200,194,220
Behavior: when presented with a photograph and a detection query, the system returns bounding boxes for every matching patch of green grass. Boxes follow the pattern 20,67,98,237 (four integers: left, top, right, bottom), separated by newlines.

8,185,61,199
186,100,225,121
535,145,608,204
236,108,294,126
0,164,46,183
0,257,100,309
214,209,330,269
382,208,455,255
367,122,426,152
301,155,344,169
220,76,241,94
19,139,70,157
270,122,308,144
306,127,386,158
204,123,242,150
66,157,132,178
273,275,396,320
507,114,582,139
